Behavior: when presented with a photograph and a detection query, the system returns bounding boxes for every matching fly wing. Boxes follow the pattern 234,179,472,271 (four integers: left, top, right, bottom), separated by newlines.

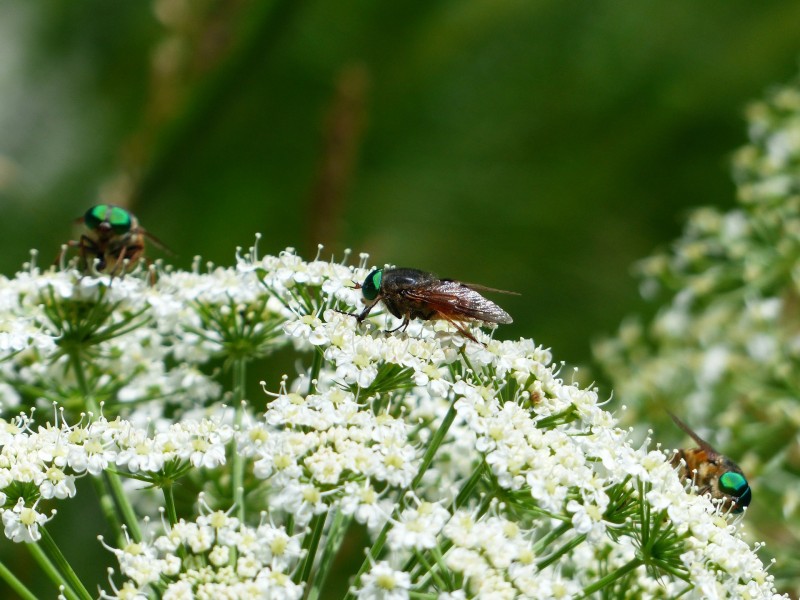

141,228,175,256
402,280,514,324
459,282,521,296
668,412,717,454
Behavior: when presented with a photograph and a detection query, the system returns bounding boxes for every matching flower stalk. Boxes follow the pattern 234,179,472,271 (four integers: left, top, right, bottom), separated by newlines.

37,527,93,600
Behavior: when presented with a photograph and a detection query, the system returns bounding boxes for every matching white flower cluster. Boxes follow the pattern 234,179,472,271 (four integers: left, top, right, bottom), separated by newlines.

0,267,226,413
243,384,417,530
595,73,800,592
0,410,233,496
0,246,785,598
100,508,304,600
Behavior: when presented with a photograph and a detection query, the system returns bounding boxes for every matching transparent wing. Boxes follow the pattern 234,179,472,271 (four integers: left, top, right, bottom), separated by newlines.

459,282,520,296
668,412,716,453
402,280,513,324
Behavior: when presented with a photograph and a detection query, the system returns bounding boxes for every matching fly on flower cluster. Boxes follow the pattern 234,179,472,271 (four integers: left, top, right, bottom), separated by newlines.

59,204,167,277
669,412,752,514
341,267,518,343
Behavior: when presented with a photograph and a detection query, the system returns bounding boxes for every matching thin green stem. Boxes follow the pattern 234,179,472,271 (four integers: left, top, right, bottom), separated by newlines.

37,526,93,600
232,358,247,523
411,549,448,590
104,470,142,542
580,557,643,598
306,510,351,600
655,559,691,581
308,347,323,394
68,352,141,542
535,533,586,570
68,353,97,414
454,461,485,509
297,512,327,586
0,557,38,600
410,397,458,491
89,475,123,541
27,542,77,600
638,480,650,549
532,521,571,555
163,483,178,527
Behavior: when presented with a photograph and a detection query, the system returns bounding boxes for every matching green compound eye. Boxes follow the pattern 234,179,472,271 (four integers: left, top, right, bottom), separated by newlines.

107,206,132,233
719,472,751,512
361,269,383,301
84,205,106,230
84,205,132,234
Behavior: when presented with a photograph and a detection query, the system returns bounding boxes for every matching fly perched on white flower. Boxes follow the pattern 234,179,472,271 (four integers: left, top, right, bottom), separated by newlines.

59,204,169,276
670,412,752,514
342,267,518,343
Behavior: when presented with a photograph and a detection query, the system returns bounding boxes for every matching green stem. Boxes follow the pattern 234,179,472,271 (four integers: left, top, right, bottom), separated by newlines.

454,461,485,509
638,480,650,549
580,557,643,597
532,521,571,555
89,475,123,541
412,549,448,590
0,558,38,600
535,532,586,570
37,526,93,600
163,483,178,527
306,511,351,600
307,348,324,394
344,397,460,599
104,470,142,542
297,512,327,586
655,559,691,581
68,352,141,543
27,542,76,600
68,353,96,413
232,358,247,523
410,397,458,491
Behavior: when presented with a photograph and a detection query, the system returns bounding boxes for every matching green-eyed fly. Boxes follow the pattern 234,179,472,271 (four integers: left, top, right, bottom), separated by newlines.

345,267,517,343
669,412,752,514
60,204,167,276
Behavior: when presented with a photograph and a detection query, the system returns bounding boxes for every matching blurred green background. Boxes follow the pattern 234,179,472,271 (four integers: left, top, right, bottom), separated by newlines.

1,0,799,596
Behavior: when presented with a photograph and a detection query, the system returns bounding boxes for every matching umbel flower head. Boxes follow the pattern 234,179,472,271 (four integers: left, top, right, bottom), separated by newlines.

0,242,785,599
595,70,800,594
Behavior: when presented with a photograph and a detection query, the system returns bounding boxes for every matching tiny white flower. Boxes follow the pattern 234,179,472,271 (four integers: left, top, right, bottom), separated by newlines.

2,498,50,543
354,561,411,600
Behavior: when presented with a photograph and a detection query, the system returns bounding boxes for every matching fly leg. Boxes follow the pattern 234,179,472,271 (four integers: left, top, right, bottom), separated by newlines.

78,235,105,273
385,315,410,334
439,314,481,344
109,242,144,279
355,299,381,323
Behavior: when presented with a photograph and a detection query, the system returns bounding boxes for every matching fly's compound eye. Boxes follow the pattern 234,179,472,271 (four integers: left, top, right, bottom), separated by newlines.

84,205,106,230
84,204,132,234
719,471,751,512
107,206,133,234
361,269,383,301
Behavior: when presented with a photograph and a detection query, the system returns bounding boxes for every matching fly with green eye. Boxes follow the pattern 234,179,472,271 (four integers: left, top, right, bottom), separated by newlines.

60,204,167,276
344,267,517,343
669,412,752,514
